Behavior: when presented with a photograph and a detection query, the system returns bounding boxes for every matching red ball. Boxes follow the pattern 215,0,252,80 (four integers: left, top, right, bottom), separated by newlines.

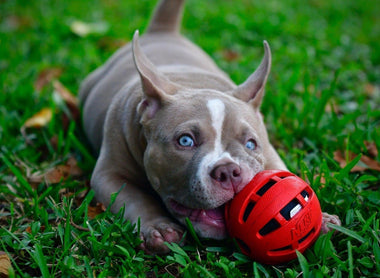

225,170,322,265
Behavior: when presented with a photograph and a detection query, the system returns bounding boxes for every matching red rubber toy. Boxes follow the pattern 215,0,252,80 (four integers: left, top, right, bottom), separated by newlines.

225,170,322,265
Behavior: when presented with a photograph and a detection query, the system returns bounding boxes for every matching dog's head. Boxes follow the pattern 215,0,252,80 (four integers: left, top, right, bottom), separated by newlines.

133,31,275,239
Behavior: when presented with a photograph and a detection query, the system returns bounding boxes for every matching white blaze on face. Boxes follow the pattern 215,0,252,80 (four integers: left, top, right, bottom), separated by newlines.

196,99,236,188
207,99,225,154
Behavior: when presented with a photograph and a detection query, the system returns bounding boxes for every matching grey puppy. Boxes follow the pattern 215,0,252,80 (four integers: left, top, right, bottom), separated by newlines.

80,0,340,254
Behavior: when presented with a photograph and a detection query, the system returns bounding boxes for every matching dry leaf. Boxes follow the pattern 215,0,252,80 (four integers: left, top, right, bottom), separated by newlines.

25,225,45,234
364,83,378,96
0,251,12,278
28,157,83,185
22,108,53,129
359,155,380,171
53,80,78,108
3,15,32,31
222,49,240,62
364,141,378,158
53,80,81,125
333,150,380,172
34,67,63,91
88,202,106,219
324,100,340,114
97,37,128,51
312,173,326,188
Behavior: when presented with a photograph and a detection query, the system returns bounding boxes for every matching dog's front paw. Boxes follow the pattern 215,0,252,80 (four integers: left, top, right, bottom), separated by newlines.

321,212,341,234
139,218,184,254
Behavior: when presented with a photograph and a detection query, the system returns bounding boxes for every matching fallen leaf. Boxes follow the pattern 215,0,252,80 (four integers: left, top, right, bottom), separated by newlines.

0,251,12,278
359,155,380,171
53,80,81,124
53,80,78,108
333,150,380,172
3,15,32,31
28,157,83,185
364,83,378,96
88,202,106,219
312,173,326,188
34,67,63,91
49,135,59,150
364,141,378,158
324,100,340,114
97,37,128,51
73,188,90,207
22,108,53,129
25,225,45,234
70,20,109,37
222,49,240,61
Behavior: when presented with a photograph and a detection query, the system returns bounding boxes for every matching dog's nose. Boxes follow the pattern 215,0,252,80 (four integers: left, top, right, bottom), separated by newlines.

210,163,242,191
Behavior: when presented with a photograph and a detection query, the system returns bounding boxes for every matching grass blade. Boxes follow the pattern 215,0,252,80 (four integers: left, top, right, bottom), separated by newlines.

185,217,204,248
296,250,310,278
338,153,362,178
347,241,354,278
1,154,35,197
253,262,261,278
68,131,96,166
327,223,366,243
33,244,50,278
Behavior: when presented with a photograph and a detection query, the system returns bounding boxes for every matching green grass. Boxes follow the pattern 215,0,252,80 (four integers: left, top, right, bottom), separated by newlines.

1,0,379,277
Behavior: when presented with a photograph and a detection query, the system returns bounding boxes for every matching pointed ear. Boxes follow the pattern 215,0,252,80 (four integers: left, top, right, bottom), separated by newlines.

232,41,271,110
132,30,179,119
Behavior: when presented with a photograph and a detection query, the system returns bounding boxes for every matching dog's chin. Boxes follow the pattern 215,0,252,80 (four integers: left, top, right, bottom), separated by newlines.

168,199,227,240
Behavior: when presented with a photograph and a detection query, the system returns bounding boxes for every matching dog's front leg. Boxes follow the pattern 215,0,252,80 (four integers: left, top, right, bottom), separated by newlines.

91,166,184,254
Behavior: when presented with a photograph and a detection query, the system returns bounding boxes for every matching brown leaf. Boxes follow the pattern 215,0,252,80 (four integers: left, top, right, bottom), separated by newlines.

97,37,128,51
222,49,240,62
53,80,78,108
0,251,12,278
333,150,380,172
22,108,53,129
25,225,45,234
313,173,326,188
4,15,33,31
360,155,380,171
364,141,378,158
73,188,90,207
28,157,83,185
324,100,340,114
87,202,106,219
364,83,378,96
31,165,71,184
34,67,63,91
53,80,81,124
66,157,83,176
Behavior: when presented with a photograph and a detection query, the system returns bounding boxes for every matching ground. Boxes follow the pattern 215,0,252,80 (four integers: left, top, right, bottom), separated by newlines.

0,0,379,277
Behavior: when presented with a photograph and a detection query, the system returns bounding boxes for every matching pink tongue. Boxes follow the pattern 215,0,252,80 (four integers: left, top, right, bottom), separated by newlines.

169,200,225,223
204,207,224,220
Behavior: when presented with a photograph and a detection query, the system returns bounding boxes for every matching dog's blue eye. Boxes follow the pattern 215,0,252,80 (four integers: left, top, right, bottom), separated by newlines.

178,135,195,147
246,139,257,150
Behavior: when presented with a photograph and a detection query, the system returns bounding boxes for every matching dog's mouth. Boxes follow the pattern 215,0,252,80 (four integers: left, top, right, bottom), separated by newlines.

168,199,225,229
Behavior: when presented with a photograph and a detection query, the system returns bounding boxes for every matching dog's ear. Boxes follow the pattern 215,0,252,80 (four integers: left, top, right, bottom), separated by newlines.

132,30,179,119
232,41,271,110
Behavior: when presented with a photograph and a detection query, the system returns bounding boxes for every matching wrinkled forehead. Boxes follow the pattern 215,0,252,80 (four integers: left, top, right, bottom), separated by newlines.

164,90,257,130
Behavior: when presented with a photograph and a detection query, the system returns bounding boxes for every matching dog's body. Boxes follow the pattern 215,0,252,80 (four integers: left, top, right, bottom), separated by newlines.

80,0,340,254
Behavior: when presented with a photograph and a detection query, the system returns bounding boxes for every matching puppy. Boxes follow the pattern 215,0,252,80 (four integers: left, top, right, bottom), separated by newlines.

79,0,340,254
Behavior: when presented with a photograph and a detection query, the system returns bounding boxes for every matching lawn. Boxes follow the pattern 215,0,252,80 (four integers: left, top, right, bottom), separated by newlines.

1,0,379,277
